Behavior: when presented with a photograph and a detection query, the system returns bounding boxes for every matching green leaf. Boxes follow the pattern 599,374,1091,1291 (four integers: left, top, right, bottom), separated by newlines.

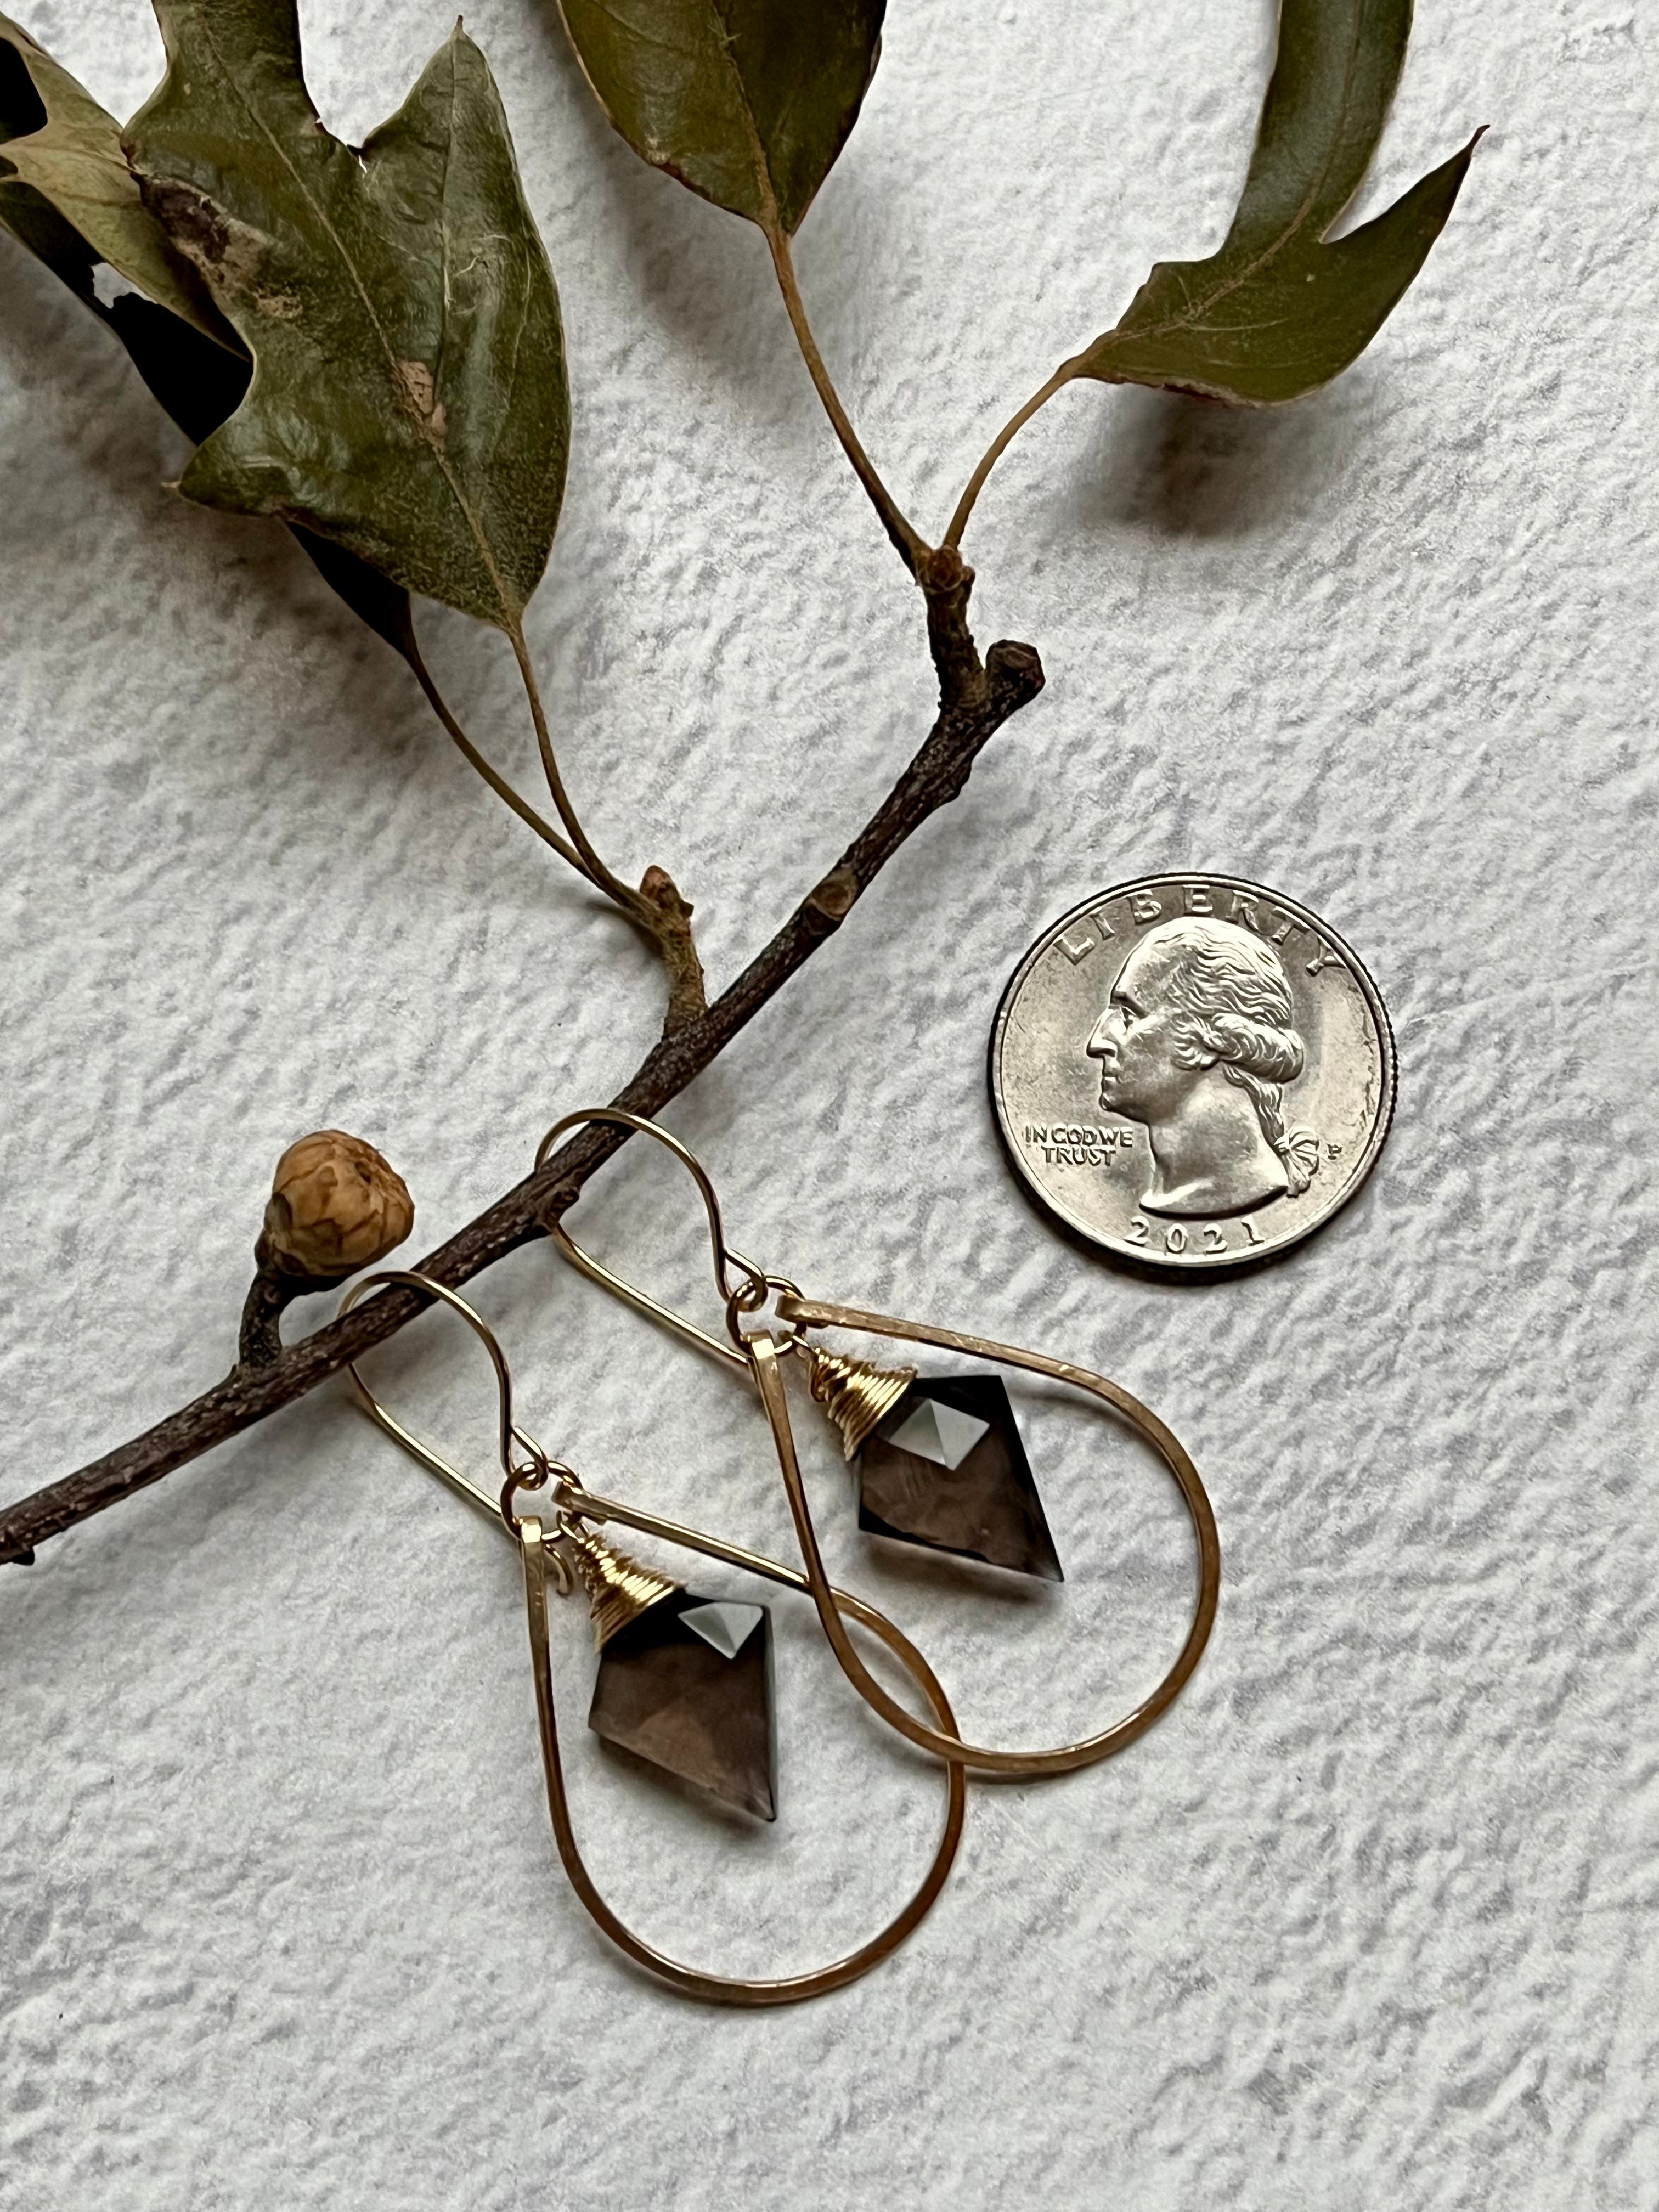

286,526,419,656
0,12,232,343
126,3,569,630
556,0,885,237
1074,0,1481,406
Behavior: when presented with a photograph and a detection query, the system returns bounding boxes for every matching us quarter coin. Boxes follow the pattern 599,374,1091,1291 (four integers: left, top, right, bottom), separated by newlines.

989,874,1396,1272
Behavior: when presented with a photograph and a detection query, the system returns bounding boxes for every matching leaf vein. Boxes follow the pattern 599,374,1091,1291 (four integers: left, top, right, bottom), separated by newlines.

1102,5,1375,354
701,0,781,234
190,12,515,619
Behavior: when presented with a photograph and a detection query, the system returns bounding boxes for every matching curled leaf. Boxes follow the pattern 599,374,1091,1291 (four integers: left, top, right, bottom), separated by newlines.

0,10,230,342
557,0,885,238
0,12,253,447
0,16,419,654
126,2,569,629
1075,0,1480,406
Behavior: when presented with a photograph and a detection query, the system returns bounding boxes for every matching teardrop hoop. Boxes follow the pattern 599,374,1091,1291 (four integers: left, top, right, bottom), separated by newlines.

531,1109,1220,1782
515,1499,968,2005
754,1297,1222,1780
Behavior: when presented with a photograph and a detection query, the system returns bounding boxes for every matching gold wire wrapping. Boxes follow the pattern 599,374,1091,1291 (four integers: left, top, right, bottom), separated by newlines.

561,1520,680,1650
804,1344,917,1462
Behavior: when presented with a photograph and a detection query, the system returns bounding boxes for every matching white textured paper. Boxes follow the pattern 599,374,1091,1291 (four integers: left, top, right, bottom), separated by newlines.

2,3,1655,2205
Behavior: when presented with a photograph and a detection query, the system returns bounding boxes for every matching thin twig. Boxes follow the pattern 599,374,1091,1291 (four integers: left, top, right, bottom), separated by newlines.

944,362,1081,550
0,577,1043,1568
236,1237,339,1369
638,864,708,1036
236,1251,295,1369
766,226,927,577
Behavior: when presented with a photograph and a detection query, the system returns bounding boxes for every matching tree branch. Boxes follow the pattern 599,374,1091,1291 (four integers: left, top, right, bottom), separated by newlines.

0,568,1041,1568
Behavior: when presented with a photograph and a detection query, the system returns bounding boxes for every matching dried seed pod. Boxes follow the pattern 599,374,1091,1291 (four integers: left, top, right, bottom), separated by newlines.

262,1130,413,1280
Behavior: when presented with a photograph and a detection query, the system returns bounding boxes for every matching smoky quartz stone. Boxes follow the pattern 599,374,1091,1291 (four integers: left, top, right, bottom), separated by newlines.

588,1590,777,1821
856,1373,1063,1582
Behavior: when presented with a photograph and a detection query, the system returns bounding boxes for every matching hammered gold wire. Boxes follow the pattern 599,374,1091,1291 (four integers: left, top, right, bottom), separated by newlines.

338,1267,968,2007
753,1318,1221,1779
534,1112,1222,1781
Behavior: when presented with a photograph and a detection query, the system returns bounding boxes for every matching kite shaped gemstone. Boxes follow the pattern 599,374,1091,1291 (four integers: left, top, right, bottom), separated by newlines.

588,1590,776,1821
856,1374,1063,1582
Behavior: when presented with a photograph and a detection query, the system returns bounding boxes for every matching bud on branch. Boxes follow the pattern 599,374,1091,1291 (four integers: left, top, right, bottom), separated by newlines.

239,1131,414,1369
263,1131,414,1279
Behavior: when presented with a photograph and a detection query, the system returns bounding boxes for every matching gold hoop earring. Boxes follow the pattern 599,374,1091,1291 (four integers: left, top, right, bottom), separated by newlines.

536,1110,1221,1781
338,1269,966,2007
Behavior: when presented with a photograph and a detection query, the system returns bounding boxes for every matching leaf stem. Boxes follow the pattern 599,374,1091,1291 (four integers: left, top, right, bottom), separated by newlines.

766,225,928,577
401,633,588,872
506,623,647,919
411,623,703,1028
944,362,1080,550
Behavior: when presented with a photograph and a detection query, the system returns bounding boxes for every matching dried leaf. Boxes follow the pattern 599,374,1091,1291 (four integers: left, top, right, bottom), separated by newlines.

557,0,884,238
0,16,251,441
1076,0,1480,406
126,3,569,629
0,11,231,343
0,19,415,652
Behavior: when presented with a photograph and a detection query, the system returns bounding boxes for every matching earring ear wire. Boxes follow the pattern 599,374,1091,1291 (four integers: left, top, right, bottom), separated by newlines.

339,1269,563,1528
535,1107,780,1374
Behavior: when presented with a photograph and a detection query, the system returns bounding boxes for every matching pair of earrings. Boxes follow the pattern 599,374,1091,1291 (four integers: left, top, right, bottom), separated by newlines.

343,1109,1220,2005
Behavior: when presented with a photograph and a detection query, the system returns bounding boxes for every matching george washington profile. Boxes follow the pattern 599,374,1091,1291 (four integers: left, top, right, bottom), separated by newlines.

1086,917,1320,1217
